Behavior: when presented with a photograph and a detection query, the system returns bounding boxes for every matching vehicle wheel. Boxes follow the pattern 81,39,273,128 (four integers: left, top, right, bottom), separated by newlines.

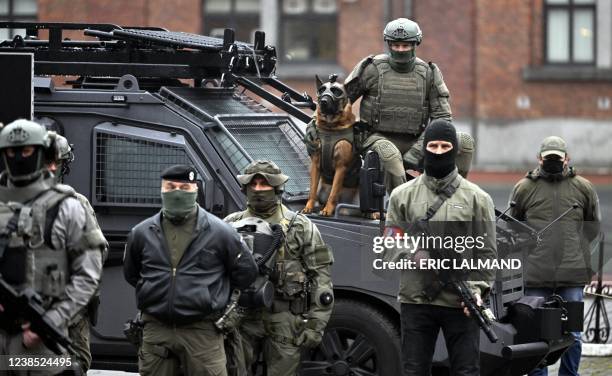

300,299,402,376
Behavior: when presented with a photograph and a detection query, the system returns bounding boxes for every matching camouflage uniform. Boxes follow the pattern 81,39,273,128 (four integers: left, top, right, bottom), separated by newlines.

344,18,452,193
46,132,108,374
224,160,334,376
0,120,104,375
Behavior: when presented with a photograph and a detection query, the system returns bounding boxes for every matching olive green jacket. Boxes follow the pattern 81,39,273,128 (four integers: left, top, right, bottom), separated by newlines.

384,169,497,307
509,167,601,287
224,205,334,333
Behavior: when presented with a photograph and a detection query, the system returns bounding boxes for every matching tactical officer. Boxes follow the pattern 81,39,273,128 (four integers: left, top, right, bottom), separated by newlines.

123,164,258,376
383,120,496,376
344,18,452,193
45,132,108,375
0,119,104,375
509,136,600,376
224,160,334,376
405,130,474,179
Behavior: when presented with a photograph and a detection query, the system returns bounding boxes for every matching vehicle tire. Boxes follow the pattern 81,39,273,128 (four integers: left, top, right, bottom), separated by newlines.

300,298,402,376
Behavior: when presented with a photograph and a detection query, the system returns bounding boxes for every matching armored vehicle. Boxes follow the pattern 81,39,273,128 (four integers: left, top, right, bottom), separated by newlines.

0,22,583,375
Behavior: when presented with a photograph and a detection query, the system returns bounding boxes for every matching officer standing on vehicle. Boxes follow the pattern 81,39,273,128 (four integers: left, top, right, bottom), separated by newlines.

509,136,600,376
383,120,496,376
123,164,257,376
45,132,108,375
344,17,452,193
224,160,334,376
0,119,104,375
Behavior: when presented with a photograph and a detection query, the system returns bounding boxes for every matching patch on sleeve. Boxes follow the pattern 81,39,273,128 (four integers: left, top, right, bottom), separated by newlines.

314,245,334,266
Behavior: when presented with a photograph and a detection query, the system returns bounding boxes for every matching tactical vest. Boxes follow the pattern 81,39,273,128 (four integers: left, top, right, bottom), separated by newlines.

318,127,361,188
0,185,76,305
360,55,431,135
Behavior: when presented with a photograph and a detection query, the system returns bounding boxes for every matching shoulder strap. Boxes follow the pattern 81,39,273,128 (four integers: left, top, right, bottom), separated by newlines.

420,176,461,222
30,188,74,250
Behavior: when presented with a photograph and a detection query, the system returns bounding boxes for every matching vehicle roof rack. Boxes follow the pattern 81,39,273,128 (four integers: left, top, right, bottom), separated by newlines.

0,22,315,123
0,22,275,79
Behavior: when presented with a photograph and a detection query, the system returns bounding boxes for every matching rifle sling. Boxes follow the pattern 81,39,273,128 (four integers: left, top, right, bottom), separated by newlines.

419,175,461,223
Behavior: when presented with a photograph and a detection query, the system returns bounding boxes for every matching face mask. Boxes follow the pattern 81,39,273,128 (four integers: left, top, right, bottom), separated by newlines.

424,149,456,179
542,159,564,174
389,48,416,72
4,147,43,186
161,190,197,222
246,187,279,217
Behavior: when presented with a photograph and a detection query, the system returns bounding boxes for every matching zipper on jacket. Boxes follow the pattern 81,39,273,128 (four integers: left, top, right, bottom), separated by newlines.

168,267,177,321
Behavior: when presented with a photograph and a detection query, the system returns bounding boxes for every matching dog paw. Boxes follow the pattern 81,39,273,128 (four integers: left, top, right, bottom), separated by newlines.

303,201,316,214
320,204,336,217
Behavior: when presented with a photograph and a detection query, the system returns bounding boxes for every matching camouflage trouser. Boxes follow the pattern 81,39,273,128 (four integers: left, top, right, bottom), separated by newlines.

227,310,304,376
138,315,227,376
0,329,69,375
68,315,91,375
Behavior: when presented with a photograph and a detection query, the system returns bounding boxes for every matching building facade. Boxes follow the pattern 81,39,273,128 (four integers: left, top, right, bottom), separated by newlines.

9,0,612,170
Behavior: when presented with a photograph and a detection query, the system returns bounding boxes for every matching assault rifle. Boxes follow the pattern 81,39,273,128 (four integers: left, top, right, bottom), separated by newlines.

0,276,75,355
410,219,500,343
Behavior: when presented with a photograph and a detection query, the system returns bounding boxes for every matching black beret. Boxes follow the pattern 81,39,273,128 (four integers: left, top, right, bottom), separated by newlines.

161,164,197,183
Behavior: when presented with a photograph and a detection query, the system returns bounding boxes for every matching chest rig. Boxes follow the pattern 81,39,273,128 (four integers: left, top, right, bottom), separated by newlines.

360,56,431,135
0,185,75,305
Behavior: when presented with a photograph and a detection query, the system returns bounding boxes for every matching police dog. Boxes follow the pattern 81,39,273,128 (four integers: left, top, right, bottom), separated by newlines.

303,75,360,216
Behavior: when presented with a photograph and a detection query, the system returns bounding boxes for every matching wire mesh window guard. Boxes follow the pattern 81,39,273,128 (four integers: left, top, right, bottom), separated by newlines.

95,132,192,205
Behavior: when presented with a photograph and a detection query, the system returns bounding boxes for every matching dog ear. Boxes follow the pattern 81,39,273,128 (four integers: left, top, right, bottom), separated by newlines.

315,75,324,90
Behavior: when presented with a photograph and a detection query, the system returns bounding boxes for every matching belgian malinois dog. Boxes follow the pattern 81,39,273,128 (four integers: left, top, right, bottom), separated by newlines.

303,74,360,216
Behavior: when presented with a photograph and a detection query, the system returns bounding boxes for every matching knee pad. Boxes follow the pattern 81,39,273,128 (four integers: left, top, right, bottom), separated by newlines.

372,140,401,162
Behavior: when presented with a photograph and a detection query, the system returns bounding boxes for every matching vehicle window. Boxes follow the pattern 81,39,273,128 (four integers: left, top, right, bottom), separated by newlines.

94,123,197,206
210,116,311,197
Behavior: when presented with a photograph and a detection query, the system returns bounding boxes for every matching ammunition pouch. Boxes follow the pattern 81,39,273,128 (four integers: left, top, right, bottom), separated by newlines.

270,295,309,315
0,246,27,285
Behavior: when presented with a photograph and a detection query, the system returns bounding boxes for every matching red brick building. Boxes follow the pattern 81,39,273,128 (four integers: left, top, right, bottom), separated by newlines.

4,0,611,169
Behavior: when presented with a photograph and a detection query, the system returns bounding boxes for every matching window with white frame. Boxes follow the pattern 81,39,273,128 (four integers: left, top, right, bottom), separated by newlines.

0,0,37,41
279,0,337,63
203,0,260,42
545,0,596,64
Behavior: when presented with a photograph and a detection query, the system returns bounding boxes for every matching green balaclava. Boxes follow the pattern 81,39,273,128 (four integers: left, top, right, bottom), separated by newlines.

246,186,279,218
162,190,197,223
388,44,416,72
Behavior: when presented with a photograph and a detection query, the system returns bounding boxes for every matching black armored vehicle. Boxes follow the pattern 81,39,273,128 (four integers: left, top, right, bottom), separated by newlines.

0,22,583,376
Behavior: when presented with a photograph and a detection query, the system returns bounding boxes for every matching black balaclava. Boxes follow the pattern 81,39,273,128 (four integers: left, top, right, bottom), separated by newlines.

4,146,44,186
423,119,458,179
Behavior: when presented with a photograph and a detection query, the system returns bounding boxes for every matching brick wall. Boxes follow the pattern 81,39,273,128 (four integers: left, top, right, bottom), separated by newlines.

474,0,612,120
38,0,200,33
414,0,476,120
35,0,611,122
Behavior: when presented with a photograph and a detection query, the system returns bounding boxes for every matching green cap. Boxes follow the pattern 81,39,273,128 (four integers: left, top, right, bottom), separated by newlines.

237,160,289,187
540,136,567,158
